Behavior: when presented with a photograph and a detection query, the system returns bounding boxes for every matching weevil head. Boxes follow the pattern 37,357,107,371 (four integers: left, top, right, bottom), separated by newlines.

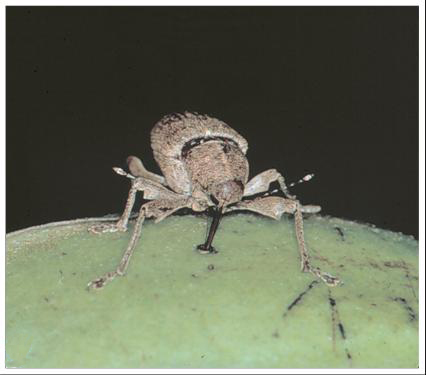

209,179,244,208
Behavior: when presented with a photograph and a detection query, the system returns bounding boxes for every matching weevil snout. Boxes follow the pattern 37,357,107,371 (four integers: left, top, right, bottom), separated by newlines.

196,179,243,254
210,179,244,208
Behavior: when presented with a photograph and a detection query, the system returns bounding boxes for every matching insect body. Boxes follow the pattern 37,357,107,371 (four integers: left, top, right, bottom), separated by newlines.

88,112,340,289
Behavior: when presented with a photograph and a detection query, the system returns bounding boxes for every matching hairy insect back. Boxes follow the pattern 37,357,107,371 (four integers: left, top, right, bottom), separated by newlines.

151,112,248,195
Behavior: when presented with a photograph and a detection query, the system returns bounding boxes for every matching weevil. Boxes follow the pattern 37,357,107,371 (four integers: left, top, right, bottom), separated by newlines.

87,112,340,289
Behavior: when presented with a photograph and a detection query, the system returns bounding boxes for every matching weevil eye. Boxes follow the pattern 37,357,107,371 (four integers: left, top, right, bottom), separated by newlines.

191,198,208,212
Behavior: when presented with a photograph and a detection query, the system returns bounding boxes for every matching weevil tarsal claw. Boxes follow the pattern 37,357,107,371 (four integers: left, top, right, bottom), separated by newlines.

88,222,127,234
319,273,341,287
309,267,341,287
87,272,116,291
87,278,105,290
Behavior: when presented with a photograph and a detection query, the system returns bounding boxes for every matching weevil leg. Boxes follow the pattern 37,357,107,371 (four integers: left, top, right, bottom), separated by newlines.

225,196,320,218
89,163,179,234
87,197,193,290
226,196,340,286
243,169,295,199
88,179,138,234
87,203,146,290
88,156,170,235
292,200,340,286
127,155,165,185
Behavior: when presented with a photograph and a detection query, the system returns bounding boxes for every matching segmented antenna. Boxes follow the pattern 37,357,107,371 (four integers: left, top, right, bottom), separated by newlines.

288,173,314,187
262,173,315,198
113,167,136,179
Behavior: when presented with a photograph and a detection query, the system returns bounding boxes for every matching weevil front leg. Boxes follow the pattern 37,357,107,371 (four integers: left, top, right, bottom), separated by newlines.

87,202,146,290
292,200,340,286
226,196,340,286
87,197,193,290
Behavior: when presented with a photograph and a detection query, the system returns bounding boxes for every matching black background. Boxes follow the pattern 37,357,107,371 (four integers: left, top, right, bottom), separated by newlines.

6,6,419,238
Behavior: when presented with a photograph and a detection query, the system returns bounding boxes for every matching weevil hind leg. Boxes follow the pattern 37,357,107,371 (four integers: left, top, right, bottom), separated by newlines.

226,196,340,287
88,182,138,234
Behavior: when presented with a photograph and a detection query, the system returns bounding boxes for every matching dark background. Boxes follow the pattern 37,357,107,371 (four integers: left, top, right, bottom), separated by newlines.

6,6,419,238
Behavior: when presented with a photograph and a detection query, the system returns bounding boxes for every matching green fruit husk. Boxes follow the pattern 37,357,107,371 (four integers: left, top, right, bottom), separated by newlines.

6,214,419,368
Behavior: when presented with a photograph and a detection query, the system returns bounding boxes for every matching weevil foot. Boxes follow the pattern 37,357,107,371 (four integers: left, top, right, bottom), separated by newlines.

87,271,117,290
87,278,107,290
309,267,341,287
301,260,310,273
197,244,218,254
320,273,341,287
88,222,127,234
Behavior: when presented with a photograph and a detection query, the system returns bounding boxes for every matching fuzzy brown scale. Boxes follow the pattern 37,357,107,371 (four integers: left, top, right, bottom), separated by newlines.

87,111,341,290
184,141,248,206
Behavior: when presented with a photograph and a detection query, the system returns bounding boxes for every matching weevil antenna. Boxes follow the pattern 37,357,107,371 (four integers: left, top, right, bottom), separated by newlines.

271,173,315,199
288,173,315,188
113,167,136,179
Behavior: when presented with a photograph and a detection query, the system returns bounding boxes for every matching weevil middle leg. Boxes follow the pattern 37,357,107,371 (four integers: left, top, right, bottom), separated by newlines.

88,156,177,234
88,180,138,234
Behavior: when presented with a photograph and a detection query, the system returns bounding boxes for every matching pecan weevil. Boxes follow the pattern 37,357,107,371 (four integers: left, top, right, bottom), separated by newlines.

87,112,340,289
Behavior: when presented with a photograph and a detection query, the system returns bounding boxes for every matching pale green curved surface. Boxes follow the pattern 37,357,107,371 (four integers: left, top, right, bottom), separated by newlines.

6,214,418,368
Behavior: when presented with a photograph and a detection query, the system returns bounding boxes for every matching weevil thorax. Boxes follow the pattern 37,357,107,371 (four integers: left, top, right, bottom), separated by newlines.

151,112,249,207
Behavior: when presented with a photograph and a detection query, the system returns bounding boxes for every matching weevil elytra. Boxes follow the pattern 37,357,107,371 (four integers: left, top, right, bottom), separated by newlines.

88,112,340,289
